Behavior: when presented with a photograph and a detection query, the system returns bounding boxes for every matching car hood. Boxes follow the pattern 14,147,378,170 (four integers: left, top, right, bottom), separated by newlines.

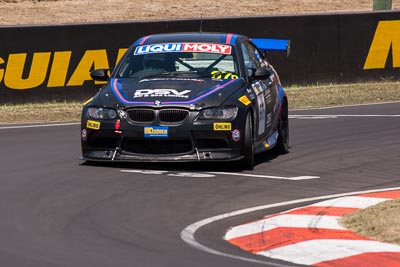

105,77,245,108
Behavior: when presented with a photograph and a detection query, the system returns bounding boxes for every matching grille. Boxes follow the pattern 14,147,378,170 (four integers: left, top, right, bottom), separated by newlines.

127,109,155,122
193,131,230,149
122,139,193,154
159,109,189,123
196,139,229,149
127,108,189,124
89,137,120,149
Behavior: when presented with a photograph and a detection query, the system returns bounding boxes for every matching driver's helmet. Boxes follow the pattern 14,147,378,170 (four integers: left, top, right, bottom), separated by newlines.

143,54,166,69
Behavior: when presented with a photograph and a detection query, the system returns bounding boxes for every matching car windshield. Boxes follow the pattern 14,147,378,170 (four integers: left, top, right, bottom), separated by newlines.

114,43,239,79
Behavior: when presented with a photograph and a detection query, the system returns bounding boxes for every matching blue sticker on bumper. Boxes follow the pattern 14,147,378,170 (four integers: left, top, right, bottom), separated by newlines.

144,126,169,138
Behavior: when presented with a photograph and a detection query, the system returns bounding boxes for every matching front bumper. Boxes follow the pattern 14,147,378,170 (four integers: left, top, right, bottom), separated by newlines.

83,149,243,162
81,114,245,162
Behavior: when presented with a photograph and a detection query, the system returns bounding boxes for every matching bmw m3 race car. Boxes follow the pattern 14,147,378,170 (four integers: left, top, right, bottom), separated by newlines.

81,32,289,169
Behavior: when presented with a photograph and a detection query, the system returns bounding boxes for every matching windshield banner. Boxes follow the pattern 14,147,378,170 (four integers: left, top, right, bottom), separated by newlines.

134,43,232,55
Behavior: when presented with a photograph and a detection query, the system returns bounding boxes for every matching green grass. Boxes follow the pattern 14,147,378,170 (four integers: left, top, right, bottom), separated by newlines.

341,199,400,245
0,100,83,124
286,81,400,109
1,81,400,124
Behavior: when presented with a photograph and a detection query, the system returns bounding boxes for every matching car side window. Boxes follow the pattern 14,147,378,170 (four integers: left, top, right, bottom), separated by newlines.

241,42,262,70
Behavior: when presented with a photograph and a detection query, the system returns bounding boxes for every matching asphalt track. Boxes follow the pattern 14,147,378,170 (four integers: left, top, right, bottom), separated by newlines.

0,102,399,267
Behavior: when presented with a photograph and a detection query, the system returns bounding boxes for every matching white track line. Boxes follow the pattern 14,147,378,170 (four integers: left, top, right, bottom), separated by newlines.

309,195,390,208
208,172,319,180
290,100,400,111
0,122,79,130
290,114,400,119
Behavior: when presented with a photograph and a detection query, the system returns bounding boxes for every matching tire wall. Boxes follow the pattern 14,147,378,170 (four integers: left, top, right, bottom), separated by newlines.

0,11,399,103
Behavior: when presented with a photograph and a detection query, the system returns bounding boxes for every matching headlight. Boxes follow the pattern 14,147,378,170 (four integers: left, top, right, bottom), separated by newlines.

87,107,117,120
198,106,238,120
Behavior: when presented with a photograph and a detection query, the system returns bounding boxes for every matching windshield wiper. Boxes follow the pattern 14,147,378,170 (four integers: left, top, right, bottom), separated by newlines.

133,70,200,79
167,70,199,75
132,71,171,79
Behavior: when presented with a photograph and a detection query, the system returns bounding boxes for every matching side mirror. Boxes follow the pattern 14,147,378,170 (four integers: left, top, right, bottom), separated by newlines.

253,68,272,80
90,69,110,81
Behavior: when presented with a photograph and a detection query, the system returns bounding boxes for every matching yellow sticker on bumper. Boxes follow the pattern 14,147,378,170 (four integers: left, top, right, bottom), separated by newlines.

213,122,232,131
86,120,101,130
238,95,251,106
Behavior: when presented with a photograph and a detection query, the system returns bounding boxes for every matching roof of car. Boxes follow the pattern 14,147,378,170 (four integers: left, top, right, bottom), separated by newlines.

133,32,246,46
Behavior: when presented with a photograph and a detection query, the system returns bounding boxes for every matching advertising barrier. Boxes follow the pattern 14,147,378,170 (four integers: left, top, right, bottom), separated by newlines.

0,11,399,103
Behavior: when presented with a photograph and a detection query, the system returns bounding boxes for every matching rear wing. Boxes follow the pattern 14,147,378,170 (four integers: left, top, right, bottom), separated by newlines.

251,38,290,57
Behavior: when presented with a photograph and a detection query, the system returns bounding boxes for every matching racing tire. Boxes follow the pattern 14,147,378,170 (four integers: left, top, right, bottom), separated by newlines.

240,112,255,170
275,99,289,154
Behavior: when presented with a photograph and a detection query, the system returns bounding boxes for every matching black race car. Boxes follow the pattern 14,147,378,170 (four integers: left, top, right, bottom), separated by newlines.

81,32,289,169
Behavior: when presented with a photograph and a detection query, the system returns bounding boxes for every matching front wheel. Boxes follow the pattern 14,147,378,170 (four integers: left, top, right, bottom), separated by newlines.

240,112,255,170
